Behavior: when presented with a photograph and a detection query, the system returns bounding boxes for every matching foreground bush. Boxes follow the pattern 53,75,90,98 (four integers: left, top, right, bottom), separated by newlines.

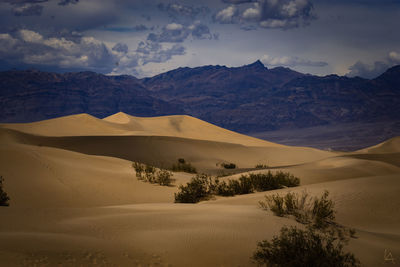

0,176,10,206
174,174,214,203
253,226,360,267
259,191,335,228
171,159,197,173
132,162,174,186
175,171,300,203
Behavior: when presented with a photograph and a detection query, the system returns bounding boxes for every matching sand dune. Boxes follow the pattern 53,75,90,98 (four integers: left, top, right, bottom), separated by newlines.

0,113,399,266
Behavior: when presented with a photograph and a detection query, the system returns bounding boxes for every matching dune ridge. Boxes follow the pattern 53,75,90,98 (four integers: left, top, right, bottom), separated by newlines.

0,113,399,266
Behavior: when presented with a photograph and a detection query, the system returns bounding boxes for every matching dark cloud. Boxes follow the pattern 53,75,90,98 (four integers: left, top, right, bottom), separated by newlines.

141,44,185,65
261,54,328,67
215,0,316,29
1,0,48,3
157,2,209,19
105,24,151,32
147,22,213,43
112,43,128,53
58,0,79,6
12,3,43,16
347,52,400,79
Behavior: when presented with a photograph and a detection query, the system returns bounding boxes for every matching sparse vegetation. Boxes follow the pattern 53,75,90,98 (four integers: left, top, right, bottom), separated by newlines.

171,158,197,173
221,163,236,169
175,171,300,203
174,174,215,203
255,190,360,266
252,226,360,267
132,162,174,186
259,190,335,228
255,164,269,169
0,176,10,206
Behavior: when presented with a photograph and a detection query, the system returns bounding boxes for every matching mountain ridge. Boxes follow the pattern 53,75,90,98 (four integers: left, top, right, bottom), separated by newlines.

1,61,399,150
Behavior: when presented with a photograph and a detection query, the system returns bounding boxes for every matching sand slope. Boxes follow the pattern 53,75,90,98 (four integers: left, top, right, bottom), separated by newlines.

0,113,399,266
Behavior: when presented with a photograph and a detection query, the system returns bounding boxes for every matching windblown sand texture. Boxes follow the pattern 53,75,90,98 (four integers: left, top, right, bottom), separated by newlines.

0,113,399,266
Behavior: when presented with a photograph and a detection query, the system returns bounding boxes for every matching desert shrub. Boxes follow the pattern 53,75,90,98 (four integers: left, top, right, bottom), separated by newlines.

171,159,197,173
312,191,336,228
255,164,268,169
174,174,214,203
215,180,235,196
274,171,300,187
157,170,174,186
259,191,336,229
132,162,175,186
132,162,145,179
0,176,10,206
253,226,360,267
226,176,253,195
222,163,236,169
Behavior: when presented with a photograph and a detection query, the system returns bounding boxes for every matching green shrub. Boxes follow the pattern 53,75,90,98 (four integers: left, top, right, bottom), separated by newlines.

174,174,213,203
132,162,145,179
222,163,236,169
259,191,336,229
171,159,197,173
0,176,10,206
253,226,360,267
132,162,174,186
157,170,174,186
255,164,268,169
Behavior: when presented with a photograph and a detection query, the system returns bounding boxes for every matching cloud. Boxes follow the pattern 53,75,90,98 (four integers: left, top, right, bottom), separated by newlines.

105,24,151,32
58,0,79,6
0,29,115,73
147,22,213,43
214,5,238,23
112,43,128,53
157,3,209,19
215,0,316,29
347,51,400,79
261,54,328,67
1,0,48,3
12,3,43,16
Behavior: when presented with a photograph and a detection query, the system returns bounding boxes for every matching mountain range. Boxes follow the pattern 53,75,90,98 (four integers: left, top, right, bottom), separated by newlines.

1,61,399,150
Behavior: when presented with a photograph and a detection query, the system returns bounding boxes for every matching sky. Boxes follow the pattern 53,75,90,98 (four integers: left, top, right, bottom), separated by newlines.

0,0,399,78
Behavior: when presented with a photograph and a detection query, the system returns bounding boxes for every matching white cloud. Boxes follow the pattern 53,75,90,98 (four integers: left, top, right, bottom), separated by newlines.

165,23,184,31
347,51,400,79
261,54,328,67
214,5,237,23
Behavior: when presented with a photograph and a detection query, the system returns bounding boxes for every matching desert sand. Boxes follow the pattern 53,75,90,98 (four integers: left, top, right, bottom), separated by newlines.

0,113,399,266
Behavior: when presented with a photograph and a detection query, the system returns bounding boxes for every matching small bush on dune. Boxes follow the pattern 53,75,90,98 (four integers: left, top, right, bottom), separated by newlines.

259,191,336,229
174,174,214,203
222,163,236,169
132,162,174,186
253,226,360,267
157,170,174,186
255,164,268,169
171,159,197,173
0,176,10,206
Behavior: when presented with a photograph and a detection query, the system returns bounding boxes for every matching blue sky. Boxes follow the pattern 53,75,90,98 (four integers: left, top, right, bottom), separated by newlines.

0,0,399,78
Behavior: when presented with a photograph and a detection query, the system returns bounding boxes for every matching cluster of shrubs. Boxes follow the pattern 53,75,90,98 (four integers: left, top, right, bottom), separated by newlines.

171,158,197,173
132,162,174,186
174,171,300,203
0,176,10,206
254,190,360,266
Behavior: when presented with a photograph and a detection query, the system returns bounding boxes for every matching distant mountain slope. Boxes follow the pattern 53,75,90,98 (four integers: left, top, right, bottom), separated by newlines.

0,70,182,123
1,62,400,150
143,62,400,132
